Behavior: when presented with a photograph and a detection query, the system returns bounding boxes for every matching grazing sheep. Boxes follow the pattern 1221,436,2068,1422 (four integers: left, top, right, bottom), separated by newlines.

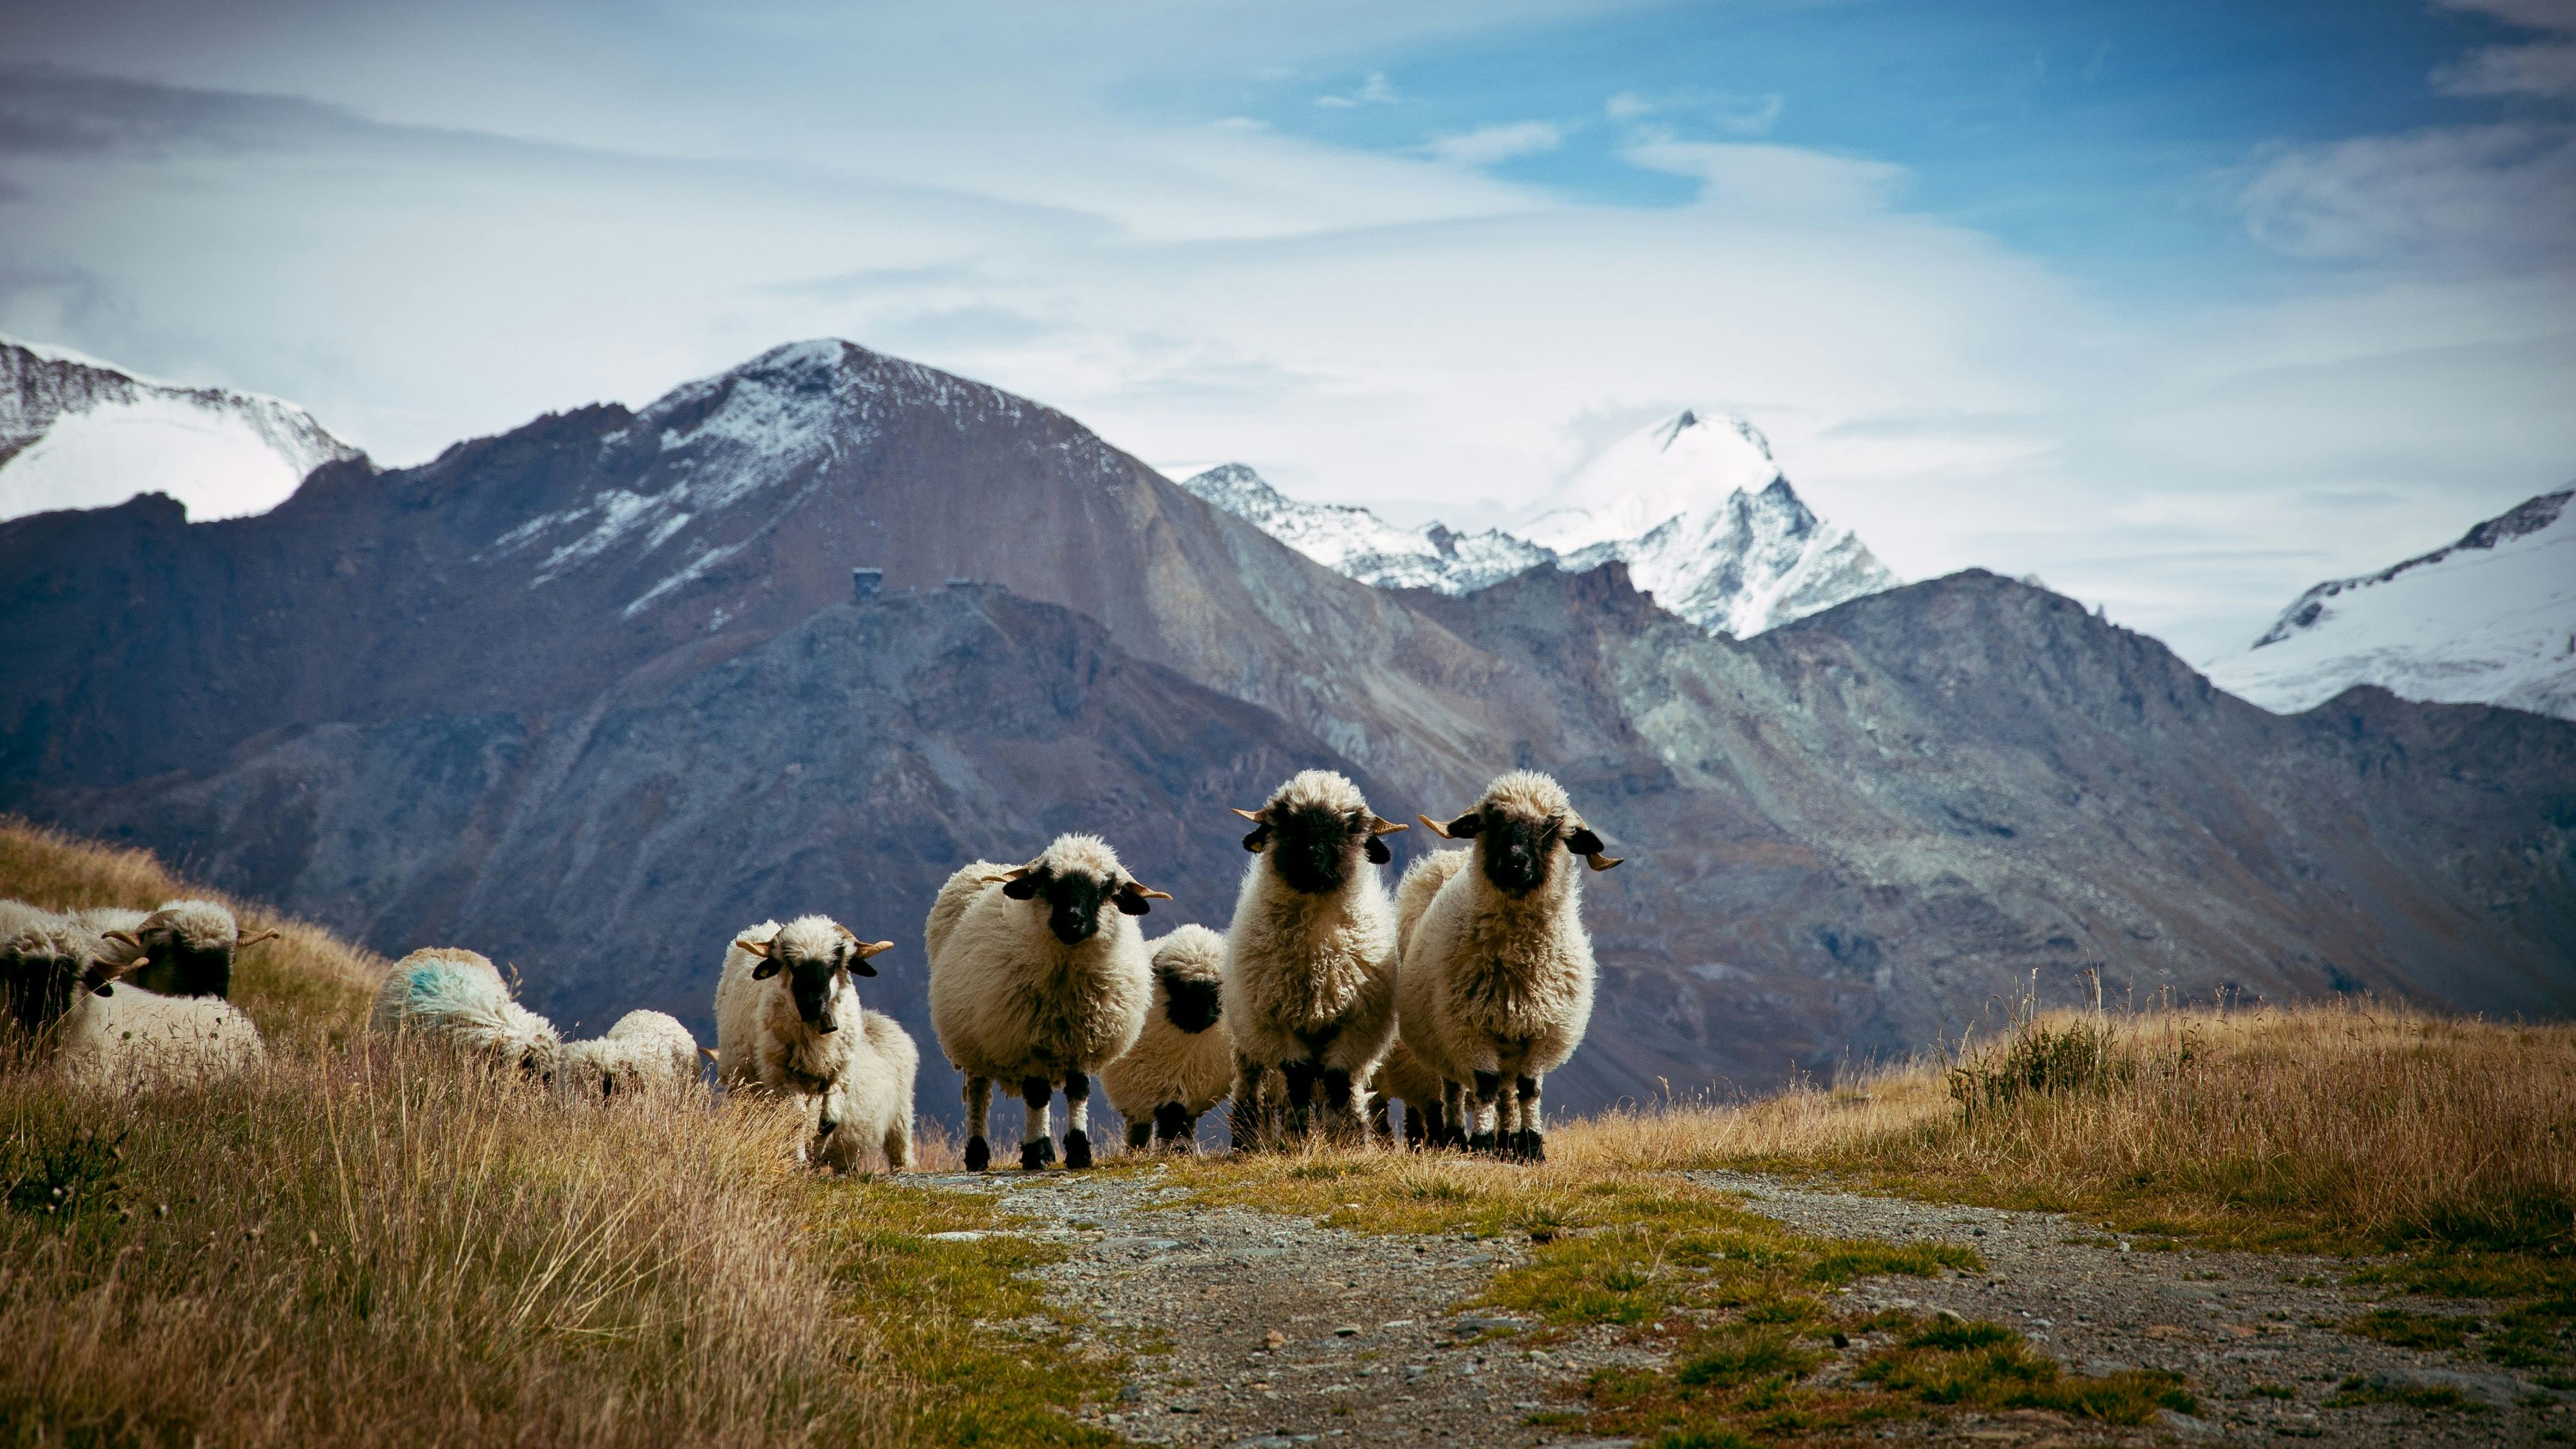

1396,770,1624,1162
809,1011,920,1173
371,947,564,1080
713,916,900,1168
84,899,275,998
1366,1038,1448,1148
927,835,1166,1171
555,1009,702,1101
1220,770,1408,1146
1102,924,1233,1152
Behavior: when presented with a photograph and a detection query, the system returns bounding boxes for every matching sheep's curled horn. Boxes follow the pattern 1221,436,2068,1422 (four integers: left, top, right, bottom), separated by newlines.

1231,805,1408,862
1417,811,1624,872
731,928,894,979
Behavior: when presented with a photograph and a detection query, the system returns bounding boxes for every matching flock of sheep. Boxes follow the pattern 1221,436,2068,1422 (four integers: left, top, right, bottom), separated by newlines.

0,766,1622,1170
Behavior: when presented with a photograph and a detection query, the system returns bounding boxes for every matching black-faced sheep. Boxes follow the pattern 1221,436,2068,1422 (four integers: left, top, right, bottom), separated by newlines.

1395,770,1623,1162
5,908,265,1081
84,900,276,998
714,916,905,1169
1220,770,1406,1146
371,947,563,1079
926,835,1165,1171
1102,923,1233,1153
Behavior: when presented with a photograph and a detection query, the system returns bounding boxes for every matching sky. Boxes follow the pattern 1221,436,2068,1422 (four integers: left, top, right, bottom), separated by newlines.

2,0,2571,662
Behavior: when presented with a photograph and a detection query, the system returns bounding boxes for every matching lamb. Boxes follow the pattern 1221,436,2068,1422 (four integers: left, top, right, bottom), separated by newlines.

370,947,564,1079
713,916,906,1170
927,835,1166,1171
1219,770,1408,1146
1395,770,1624,1162
1101,924,1233,1153
554,1009,703,1101
807,1012,919,1173
84,899,276,998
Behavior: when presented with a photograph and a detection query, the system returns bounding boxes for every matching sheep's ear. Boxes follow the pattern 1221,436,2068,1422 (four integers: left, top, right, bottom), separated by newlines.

1241,822,1272,852
1001,875,1041,900
1566,827,1605,857
1365,836,1392,865
1115,882,1171,915
849,940,893,976
750,958,782,980
1421,811,1482,839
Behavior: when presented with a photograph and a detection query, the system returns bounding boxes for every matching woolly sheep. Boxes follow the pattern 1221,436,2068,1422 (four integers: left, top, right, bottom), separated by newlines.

83,899,275,998
1101,923,1233,1153
555,1009,703,1101
3,902,97,1040
1395,770,1624,1162
713,916,905,1169
1220,770,1408,1146
808,1011,920,1173
927,835,1166,1171
3,907,264,1081
371,947,564,1079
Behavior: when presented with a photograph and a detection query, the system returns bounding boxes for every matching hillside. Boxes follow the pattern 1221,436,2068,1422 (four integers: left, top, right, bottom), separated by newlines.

5,339,2572,1124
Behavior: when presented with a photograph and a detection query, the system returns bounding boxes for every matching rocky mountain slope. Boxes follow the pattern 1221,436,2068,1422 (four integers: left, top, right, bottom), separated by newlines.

5,339,2570,1119
2207,487,2576,722
0,337,360,523
1180,410,1897,638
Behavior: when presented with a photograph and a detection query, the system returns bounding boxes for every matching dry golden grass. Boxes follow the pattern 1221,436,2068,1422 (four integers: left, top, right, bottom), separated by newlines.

1557,1001,2576,1255
1,820,1115,1449
0,816,379,1051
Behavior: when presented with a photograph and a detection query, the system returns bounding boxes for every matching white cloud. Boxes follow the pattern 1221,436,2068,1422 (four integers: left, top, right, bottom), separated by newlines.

1421,120,1562,166
1605,88,1781,136
1314,71,1398,109
2239,124,2576,270
2436,41,2576,97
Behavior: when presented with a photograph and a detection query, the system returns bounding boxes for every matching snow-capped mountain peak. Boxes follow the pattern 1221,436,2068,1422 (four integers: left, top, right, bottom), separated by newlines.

1173,407,1897,637
0,336,361,524
1174,463,1551,594
2206,486,2576,721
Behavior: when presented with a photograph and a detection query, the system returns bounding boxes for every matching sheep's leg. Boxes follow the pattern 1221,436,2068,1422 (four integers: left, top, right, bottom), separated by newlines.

1062,1070,1095,1169
1407,1100,1434,1150
963,1077,992,1172
1280,1060,1321,1138
1468,1070,1504,1154
1514,1075,1546,1163
1177,1110,1201,1153
1154,1101,1190,1150
1319,1066,1365,1143
1439,1079,1468,1150
1231,1055,1269,1151
1127,1118,1154,1151
884,1114,913,1173
1019,1076,1056,1170
1367,1088,1393,1145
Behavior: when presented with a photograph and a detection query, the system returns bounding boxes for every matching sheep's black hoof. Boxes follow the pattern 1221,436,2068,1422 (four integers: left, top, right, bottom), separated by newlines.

1127,1121,1153,1150
1468,1131,1497,1154
1065,1129,1094,1170
1021,1137,1056,1170
1514,1129,1546,1163
965,1135,990,1172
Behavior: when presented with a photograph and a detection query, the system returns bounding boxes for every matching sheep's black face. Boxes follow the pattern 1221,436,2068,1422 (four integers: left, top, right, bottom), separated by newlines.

1009,869,1115,945
1267,803,1370,895
1160,972,1222,1034
1476,811,1559,897
130,941,232,999
3,948,79,1034
781,948,849,1034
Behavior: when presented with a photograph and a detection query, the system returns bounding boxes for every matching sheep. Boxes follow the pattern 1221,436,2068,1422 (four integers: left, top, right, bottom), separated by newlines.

1101,923,1233,1153
371,947,563,1080
3,909,264,1081
83,899,276,998
926,835,1166,1171
713,916,902,1169
1219,769,1408,1146
1395,770,1624,1162
808,1011,919,1173
1365,1038,1448,1148
554,1009,703,1101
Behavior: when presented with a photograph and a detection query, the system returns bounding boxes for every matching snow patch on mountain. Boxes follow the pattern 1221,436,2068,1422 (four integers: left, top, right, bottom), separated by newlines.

1176,463,1551,594
0,336,359,522
2206,488,2576,722
1179,410,1897,637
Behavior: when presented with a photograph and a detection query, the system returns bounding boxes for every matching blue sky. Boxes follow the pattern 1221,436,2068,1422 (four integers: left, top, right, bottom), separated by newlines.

2,0,2571,661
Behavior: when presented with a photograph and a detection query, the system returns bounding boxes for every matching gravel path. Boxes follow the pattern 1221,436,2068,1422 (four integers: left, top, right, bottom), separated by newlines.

910,1166,2571,1448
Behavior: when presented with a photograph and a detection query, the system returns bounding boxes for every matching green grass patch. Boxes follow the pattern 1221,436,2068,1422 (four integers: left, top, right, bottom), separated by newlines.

2327,1378,2487,1412
2343,1308,2479,1352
